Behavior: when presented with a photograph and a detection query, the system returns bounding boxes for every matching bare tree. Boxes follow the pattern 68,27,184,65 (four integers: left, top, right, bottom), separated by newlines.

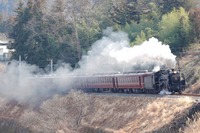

68,90,92,129
19,91,92,132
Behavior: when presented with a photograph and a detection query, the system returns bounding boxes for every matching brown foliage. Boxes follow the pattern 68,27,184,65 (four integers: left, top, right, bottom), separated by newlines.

19,90,92,132
0,91,197,133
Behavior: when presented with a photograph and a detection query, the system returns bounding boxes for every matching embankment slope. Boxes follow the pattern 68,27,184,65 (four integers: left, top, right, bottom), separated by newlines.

0,92,198,133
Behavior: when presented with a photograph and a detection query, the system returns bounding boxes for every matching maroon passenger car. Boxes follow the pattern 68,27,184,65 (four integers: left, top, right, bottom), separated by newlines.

75,72,156,93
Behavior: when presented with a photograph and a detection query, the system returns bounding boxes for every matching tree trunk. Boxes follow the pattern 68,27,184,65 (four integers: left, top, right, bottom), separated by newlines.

72,13,81,60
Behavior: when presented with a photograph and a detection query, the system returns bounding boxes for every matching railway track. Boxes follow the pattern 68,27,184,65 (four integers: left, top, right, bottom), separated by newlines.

174,93,200,97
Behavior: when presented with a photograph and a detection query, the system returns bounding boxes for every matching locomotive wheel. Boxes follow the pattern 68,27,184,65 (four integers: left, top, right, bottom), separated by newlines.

142,89,146,94
171,91,175,95
178,91,182,94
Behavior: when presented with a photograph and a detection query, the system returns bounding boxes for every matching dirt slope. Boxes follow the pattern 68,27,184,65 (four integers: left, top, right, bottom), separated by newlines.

179,43,200,94
0,91,198,133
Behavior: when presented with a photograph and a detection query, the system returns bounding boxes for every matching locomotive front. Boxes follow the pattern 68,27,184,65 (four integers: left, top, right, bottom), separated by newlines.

168,69,185,94
155,69,185,94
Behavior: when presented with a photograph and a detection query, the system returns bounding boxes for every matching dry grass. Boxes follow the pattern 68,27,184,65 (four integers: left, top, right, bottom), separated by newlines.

116,97,194,133
185,82,200,93
0,96,7,109
184,112,200,133
19,90,92,133
0,91,197,133
0,96,31,133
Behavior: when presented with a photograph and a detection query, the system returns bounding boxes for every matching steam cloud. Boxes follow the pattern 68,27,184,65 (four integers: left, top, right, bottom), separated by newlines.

0,27,176,104
78,27,176,73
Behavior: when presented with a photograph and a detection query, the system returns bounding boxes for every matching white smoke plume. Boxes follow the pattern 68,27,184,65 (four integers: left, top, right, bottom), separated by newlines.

77,27,176,74
0,27,176,104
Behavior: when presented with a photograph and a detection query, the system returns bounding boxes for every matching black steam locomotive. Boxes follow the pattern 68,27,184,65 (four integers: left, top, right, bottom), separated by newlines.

153,69,185,94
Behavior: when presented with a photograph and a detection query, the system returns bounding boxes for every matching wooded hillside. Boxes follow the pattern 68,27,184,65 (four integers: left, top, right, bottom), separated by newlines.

0,0,200,68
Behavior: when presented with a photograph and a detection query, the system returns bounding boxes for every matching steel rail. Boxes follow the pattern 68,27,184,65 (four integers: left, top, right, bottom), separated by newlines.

175,93,200,97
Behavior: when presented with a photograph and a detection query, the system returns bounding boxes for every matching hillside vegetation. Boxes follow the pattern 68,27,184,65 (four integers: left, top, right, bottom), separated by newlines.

0,0,200,133
180,43,200,94
0,0,199,68
184,112,200,133
0,91,198,133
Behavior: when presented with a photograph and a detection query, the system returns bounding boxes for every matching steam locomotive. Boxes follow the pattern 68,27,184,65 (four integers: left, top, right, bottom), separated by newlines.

30,68,186,94
71,69,186,94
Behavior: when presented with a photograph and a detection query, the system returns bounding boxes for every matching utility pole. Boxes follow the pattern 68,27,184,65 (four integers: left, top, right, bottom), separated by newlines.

19,55,21,74
176,57,181,72
50,59,53,75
